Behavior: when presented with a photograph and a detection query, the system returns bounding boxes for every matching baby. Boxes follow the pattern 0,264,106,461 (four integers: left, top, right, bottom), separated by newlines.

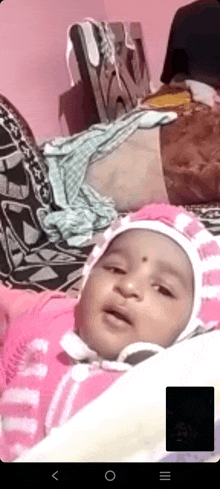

0,203,220,462
75,226,193,361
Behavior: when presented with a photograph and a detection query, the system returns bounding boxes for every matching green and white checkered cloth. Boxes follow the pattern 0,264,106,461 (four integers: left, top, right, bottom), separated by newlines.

41,108,177,246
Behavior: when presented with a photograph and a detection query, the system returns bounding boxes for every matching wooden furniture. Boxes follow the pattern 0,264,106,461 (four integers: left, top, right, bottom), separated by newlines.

70,21,151,126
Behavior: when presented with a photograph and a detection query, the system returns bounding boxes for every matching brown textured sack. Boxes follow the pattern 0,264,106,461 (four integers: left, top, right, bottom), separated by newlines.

160,103,220,205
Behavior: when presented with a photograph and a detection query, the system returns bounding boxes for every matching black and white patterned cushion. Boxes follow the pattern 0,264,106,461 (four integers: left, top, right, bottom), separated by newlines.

0,95,93,294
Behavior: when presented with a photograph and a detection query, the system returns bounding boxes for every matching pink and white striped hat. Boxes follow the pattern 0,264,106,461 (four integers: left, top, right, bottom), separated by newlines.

79,204,220,346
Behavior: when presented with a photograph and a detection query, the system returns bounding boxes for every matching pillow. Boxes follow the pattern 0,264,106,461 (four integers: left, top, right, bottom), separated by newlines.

14,331,220,462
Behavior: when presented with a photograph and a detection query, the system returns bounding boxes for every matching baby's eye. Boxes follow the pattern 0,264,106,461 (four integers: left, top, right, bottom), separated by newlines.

104,266,125,274
153,284,174,298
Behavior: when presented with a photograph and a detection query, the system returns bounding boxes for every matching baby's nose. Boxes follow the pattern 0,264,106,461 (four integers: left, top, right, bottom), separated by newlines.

115,273,145,300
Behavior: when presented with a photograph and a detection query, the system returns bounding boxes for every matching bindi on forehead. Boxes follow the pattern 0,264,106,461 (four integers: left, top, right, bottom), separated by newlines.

105,247,147,262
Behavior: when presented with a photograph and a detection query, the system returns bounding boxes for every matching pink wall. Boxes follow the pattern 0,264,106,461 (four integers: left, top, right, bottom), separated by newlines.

103,0,195,91
0,0,107,142
1,1,194,142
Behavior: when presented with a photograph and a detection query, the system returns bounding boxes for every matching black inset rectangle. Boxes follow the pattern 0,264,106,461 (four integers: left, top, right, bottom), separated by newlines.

166,386,214,452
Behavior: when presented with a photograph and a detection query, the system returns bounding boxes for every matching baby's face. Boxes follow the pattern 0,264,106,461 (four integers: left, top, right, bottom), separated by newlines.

75,229,194,360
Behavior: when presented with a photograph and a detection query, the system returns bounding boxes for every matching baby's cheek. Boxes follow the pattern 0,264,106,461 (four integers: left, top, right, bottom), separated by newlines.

181,297,193,324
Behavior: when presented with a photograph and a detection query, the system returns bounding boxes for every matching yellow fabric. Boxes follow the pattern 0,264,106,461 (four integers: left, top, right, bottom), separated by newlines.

141,90,191,109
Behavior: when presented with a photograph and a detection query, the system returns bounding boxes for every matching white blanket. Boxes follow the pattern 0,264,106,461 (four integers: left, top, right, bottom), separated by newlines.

14,331,220,463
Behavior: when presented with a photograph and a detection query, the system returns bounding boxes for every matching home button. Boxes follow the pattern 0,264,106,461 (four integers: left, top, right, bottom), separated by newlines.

105,470,116,481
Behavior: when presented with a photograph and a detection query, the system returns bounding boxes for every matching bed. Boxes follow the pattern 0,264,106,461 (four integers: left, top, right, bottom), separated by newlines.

1,19,220,464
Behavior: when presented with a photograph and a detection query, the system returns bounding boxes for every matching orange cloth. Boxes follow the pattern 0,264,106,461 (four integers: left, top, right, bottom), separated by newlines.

141,89,191,109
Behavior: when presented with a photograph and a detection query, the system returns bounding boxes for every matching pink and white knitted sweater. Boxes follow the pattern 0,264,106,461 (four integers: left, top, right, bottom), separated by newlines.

0,289,126,462
1,203,220,462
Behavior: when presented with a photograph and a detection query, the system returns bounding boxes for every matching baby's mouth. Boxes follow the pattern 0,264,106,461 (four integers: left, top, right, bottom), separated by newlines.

103,306,133,329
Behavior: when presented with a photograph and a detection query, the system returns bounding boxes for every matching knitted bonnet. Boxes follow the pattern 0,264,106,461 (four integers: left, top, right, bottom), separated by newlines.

78,204,220,359
78,204,220,336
